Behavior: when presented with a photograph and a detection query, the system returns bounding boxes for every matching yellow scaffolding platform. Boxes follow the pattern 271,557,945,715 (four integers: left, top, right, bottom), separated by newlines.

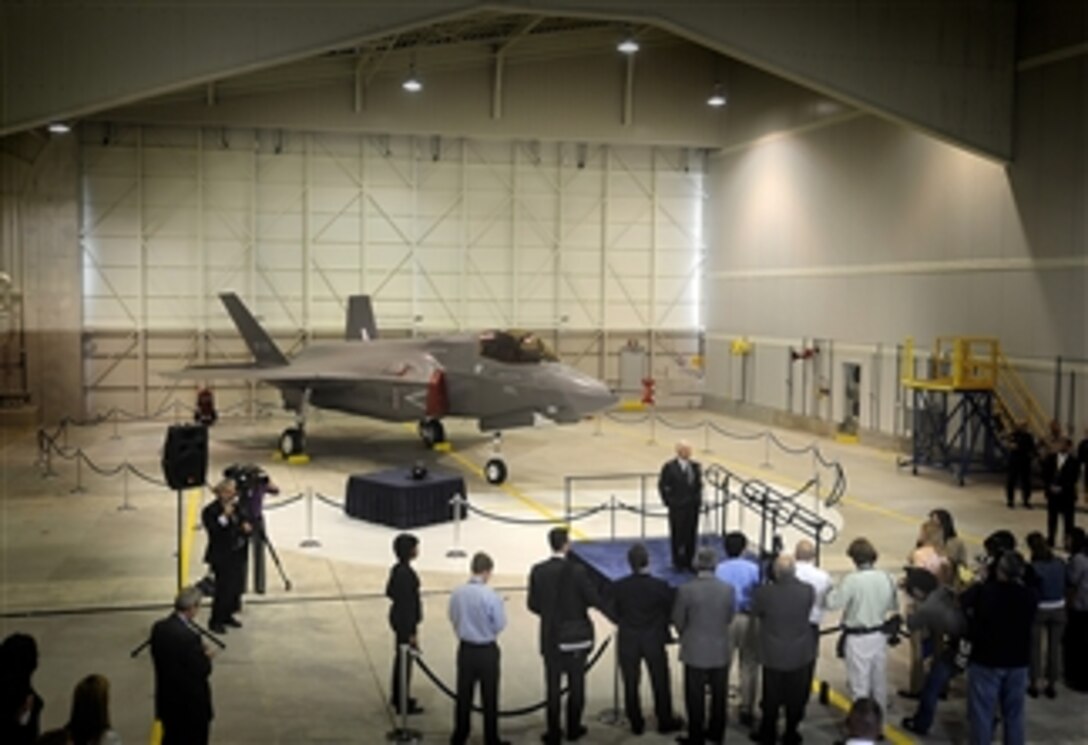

900,337,1007,485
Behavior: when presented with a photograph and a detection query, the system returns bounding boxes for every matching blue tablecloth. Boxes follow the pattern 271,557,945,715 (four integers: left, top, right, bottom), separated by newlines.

344,467,467,529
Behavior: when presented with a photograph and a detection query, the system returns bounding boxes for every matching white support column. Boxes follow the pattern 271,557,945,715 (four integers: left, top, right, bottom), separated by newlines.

196,128,206,363
136,126,148,415
511,141,519,326
410,135,419,336
359,133,367,293
249,129,258,308
649,147,658,376
459,137,468,329
554,143,564,351
599,146,610,382
302,133,312,337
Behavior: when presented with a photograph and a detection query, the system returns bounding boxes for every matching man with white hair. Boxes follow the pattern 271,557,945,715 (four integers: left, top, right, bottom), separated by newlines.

751,554,817,745
659,440,703,572
794,539,832,699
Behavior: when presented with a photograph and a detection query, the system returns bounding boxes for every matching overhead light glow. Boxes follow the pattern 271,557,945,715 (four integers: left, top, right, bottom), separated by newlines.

402,64,423,93
707,84,726,108
617,38,640,54
47,122,71,134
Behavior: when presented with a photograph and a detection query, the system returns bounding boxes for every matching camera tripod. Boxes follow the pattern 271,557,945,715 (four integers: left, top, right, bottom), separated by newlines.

251,521,292,592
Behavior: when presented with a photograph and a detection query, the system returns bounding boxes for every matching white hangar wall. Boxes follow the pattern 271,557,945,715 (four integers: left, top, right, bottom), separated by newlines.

702,47,1087,439
78,124,705,416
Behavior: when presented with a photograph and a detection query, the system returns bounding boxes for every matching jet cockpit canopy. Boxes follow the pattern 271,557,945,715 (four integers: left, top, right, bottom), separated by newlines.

479,330,558,364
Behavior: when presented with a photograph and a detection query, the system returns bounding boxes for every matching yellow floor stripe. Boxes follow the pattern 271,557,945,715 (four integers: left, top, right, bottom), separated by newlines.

398,423,587,540
815,679,914,745
178,487,202,587
152,489,202,745
602,418,984,546
442,447,589,541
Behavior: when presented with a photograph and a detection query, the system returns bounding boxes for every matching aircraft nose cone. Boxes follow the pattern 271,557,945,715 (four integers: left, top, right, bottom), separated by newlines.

569,372,618,414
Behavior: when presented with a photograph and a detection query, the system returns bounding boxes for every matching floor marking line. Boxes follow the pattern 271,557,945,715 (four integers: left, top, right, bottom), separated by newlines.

815,679,915,745
397,423,588,540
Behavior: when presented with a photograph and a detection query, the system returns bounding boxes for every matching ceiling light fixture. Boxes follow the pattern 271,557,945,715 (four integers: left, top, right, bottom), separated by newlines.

47,122,71,134
707,84,726,108
617,37,640,54
402,64,422,93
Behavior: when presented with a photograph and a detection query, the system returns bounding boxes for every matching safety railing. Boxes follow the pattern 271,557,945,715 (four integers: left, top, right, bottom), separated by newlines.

995,351,1050,441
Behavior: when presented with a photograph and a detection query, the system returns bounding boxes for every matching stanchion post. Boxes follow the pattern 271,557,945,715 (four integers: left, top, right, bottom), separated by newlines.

61,420,69,451
176,489,183,592
761,431,772,469
447,493,467,559
110,409,121,440
609,493,617,542
703,419,711,453
639,475,647,539
300,487,321,548
42,437,57,479
70,453,85,494
118,466,136,511
596,630,624,726
387,645,420,742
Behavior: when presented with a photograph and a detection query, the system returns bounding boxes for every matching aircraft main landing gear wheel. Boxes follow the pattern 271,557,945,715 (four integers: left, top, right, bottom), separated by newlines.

418,418,446,449
484,458,507,485
279,427,305,458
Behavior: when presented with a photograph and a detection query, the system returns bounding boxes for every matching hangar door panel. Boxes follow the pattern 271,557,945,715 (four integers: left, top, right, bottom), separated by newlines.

80,124,703,414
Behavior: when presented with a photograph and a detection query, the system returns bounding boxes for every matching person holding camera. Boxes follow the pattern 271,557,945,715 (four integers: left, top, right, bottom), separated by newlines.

201,479,251,634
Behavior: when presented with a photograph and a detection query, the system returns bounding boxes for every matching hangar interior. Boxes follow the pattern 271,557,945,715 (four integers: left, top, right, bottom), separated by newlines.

1,1,1086,744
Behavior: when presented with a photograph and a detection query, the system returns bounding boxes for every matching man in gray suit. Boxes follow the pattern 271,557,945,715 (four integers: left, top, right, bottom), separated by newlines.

672,546,735,745
751,554,817,745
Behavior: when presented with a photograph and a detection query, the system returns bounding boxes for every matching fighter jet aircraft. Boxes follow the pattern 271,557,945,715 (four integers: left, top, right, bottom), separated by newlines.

165,293,617,483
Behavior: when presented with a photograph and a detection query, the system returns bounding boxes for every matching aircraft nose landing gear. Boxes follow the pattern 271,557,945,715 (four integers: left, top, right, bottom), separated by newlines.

483,431,507,485
279,427,305,458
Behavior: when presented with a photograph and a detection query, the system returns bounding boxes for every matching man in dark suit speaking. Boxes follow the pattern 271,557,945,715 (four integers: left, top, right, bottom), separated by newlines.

150,587,214,745
659,440,703,571
1042,436,1080,547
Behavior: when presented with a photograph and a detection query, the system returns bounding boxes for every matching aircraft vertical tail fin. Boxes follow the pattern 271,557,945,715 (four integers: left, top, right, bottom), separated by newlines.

218,293,289,367
345,295,379,341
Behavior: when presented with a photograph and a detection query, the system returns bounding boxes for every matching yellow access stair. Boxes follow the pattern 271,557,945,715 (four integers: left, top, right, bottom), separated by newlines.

900,337,1049,482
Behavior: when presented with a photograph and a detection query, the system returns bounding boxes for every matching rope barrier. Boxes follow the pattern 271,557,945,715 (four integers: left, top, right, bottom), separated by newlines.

707,421,765,442
314,493,346,511
463,501,609,526
262,494,306,511
603,411,652,425
411,637,612,717
653,415,706,432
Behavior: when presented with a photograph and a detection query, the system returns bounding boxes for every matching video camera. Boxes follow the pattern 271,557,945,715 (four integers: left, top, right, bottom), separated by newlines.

223,463,275,523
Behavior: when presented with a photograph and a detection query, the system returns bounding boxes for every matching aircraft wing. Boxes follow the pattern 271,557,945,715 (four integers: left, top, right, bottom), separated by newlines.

162,353,436,386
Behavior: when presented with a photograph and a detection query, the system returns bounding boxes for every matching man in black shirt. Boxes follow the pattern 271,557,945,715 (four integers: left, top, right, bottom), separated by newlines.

659,441,702,571
962,551,1036,744
528,527,610,744
1005,422,1035,509
201,479,250,633
386,533,423,715
610,543,683,736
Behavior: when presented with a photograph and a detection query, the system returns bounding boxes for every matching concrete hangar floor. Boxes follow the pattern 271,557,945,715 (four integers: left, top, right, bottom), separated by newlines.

0,408,1079,744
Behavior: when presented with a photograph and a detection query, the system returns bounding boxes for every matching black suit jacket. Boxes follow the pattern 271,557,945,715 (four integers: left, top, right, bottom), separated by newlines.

201,501,244,566
658,458,703,509
611,570,675,647
1043,453,1080,501
751,576,816,671
528,556,607,655
385,562,422,637
150,613,212,726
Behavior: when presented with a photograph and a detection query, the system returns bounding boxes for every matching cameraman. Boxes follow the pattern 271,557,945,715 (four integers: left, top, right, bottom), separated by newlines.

202,479,251,634
226,464,279,593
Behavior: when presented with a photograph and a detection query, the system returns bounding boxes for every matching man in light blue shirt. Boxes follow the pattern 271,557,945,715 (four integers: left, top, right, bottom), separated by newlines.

448,552,509,745
714,531,762,727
